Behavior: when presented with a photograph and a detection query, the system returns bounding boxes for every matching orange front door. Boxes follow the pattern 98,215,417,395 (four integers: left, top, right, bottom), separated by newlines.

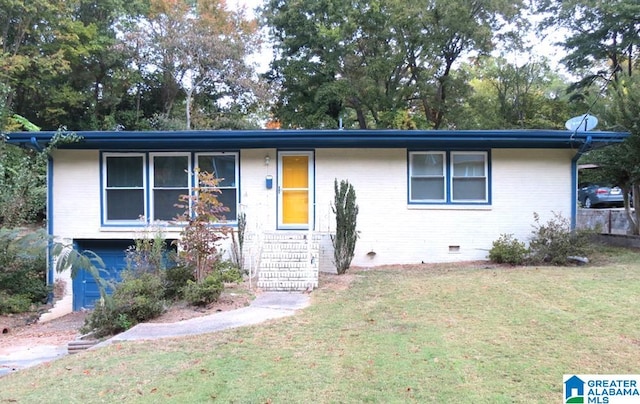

279,152,313,229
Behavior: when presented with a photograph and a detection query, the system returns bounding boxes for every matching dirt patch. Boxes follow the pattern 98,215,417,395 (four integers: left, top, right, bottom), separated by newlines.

0,272,363,354
0,282,255,354
0,311,87,355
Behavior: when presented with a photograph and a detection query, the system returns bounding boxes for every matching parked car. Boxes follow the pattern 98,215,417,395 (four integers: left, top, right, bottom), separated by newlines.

578,183,624,208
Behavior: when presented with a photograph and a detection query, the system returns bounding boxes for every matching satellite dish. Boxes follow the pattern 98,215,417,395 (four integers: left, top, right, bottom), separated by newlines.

565,114,598,132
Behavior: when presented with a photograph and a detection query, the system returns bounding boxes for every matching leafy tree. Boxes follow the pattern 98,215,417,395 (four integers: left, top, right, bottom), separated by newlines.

124,0,264,129
174,169,230,282
1,0,148,130
581,73,640,234
456,57,575,129
262,0,526,129
536,0,639,79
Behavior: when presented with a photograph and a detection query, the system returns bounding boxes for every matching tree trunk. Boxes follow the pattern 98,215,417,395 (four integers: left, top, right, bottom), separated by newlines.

185,88,192,130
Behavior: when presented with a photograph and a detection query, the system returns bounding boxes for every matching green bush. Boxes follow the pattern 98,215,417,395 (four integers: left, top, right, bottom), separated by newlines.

0,228,48,312
214,260,243,284
183,273,223,307
488,234,529,265
0,292,33,314
81,299,121,338
164,265,195,300
81,271,166,337
528,212,592,265
112,271,166,322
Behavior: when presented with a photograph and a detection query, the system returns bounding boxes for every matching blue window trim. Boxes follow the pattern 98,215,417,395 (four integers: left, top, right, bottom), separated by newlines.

407,149,492,205
100,150,241,227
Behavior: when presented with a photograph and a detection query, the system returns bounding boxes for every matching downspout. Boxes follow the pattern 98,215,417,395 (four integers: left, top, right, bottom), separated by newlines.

571,135,592,229
30,136,43,152
46,157,54,302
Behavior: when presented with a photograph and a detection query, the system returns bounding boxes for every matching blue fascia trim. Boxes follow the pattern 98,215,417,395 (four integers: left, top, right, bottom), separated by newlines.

6,129,629,151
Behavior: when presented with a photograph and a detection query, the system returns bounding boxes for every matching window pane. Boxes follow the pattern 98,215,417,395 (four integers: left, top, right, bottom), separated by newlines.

154,189,186,221
198,155,236,187
154,156,188,187
453,153,485,177
106,156,143,187
411,153,443,176
452,178,486,201
411,178,445,201
216,189,237,220
106,189,144,220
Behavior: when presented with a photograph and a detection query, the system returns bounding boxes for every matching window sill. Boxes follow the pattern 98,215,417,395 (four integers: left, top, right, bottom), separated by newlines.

100,223,184,232
407,204,492,211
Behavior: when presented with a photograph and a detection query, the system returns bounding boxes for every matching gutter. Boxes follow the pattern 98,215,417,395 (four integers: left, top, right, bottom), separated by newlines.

30,136,44,152
571,135,593,229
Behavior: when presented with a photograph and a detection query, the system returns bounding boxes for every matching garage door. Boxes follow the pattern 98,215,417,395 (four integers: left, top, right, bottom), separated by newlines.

72,240,132,311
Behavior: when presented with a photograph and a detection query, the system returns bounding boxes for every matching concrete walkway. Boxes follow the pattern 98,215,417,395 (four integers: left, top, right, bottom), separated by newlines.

0,292,310,377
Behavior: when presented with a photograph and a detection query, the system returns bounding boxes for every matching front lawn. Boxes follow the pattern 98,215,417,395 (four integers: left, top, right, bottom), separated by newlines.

1,245,639,403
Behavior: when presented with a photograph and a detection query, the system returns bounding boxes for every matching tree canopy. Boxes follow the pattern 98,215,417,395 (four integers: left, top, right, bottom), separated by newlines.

0,0,263,131
262,0,527,129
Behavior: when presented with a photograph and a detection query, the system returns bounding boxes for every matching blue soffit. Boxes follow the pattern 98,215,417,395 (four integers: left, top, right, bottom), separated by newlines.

4,129,629,151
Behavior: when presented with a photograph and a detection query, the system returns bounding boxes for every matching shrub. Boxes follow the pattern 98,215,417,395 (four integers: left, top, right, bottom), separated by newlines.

0,228,48,312
528,212,592,265
125,227,176,274
214,259,244,284
111,271,166,323
488,234,529,265
81,271,166,337
164,265,195,300
0,292,33,314
81,299,121,338
183,273,223,307
331,179,359,275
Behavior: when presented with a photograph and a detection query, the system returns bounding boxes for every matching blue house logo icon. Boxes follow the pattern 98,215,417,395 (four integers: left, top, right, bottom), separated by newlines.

565,375,585,403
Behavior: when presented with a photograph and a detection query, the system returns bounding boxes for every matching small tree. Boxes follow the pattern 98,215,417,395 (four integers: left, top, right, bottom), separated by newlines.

331,179,359,274
174,169,230,282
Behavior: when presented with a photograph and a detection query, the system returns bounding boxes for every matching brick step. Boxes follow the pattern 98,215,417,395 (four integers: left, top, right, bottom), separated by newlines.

257,283,316,292
259,263,316,271
262,234,324,241
262,243,320,251
259,272,318,280
260,254,311,261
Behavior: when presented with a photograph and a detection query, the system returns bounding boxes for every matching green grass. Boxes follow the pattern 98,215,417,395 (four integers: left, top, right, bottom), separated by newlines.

1,245,640,403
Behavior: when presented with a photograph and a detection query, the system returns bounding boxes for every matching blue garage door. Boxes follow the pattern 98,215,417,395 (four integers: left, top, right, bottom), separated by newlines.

72,240,132,311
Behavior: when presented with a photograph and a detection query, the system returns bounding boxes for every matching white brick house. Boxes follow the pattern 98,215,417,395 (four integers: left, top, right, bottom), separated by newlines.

6,129,627,311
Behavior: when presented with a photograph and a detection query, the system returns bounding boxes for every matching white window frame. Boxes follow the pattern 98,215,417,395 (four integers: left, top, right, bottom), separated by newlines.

450,151,488,203
195,152,239,222
149,152,192,222
102,152,147,224
409,151,446,203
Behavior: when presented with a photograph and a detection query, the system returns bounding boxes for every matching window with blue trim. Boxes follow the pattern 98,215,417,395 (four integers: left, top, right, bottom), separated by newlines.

104,153,146,221
196,153,238,221
103,152,239,224
409,151,489,203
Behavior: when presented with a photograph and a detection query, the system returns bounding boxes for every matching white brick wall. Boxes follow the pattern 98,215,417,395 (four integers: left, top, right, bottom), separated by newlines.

51,147,575,270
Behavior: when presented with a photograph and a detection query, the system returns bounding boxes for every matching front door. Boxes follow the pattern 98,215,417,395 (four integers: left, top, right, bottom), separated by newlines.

278,151,314,229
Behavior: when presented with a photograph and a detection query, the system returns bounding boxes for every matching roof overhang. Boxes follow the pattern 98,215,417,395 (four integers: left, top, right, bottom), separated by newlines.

4,129,629,151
